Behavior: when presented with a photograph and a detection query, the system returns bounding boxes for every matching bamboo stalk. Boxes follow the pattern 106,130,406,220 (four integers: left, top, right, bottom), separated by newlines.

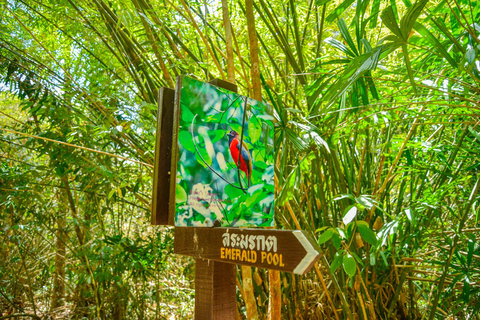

222,0,235,84
314,264,340,320
178,0,225,80
0,127,152,168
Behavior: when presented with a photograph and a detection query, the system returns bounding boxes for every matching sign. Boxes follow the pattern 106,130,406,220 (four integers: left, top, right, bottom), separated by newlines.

151,78,321,318
174,227,321,274
170,76,275,228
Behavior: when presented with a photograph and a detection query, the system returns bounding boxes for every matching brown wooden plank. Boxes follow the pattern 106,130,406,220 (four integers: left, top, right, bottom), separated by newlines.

175,227,321,275
168,77,183,223
195,258,236,320
208,78,238,93
151,87,175,225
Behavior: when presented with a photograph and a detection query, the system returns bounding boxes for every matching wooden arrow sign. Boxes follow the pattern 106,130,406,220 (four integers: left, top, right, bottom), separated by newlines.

174,227,321,274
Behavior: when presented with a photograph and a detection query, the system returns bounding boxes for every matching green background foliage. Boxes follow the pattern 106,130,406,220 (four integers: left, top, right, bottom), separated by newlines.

0,0,479,319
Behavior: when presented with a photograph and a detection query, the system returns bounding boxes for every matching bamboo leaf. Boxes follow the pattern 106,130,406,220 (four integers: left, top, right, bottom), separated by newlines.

324,37,356,57
326,0,356,23
414,22,458,68
399,0,429,40
338,18,359,56
315,46,383,113
381,6,402,39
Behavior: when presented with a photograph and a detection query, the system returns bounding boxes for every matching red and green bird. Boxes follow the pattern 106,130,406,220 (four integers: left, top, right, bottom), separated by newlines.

227,130,253,188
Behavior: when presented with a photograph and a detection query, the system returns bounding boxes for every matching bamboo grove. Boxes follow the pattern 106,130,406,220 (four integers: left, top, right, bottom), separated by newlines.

0,0,479,319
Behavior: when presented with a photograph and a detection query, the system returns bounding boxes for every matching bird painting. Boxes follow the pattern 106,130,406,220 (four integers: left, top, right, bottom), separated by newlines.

227,130,252,188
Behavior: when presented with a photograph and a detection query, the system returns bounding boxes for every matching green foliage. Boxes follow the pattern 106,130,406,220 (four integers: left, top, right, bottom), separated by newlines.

1,0,480,319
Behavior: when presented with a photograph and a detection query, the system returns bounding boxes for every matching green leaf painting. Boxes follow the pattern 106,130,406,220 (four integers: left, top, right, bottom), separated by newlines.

174,77,274,227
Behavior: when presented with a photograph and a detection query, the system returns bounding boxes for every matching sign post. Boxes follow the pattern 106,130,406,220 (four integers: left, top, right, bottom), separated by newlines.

152,78,321,319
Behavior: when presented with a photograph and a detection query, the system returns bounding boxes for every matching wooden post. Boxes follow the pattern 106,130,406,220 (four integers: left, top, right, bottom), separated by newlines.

195,259,236,319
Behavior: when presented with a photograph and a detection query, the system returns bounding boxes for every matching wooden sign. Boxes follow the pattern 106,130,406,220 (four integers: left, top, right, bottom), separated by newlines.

151,78,321,319
175,227,321,274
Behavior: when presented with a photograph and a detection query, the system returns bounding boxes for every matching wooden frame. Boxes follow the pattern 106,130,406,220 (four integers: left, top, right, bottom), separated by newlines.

151,87,175,226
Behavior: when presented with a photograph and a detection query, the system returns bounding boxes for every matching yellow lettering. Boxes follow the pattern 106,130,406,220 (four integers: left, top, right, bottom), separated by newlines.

251,251,257,263
241,250,247,261
273,253,279,266
261,251,267,263
279,254,285,267
226,248,231,259
267,253,273,264
221,247,225,259
235,249,241,260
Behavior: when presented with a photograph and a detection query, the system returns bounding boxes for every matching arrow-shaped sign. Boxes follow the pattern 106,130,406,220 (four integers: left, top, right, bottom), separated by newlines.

174,227,321,274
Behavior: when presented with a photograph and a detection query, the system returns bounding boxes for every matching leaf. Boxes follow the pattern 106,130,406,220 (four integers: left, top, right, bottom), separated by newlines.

330,252,343,273
462,276,471,301
369,0,381,29
325,0,356,23
225,184,244,199
355,195,375,209
285,128,308,151
466,48,476,64
248,183,264,195
333,194,355,201
332,233,342,250
248,116,262,144
405,208,413,221
318,47,383,112
175,185,187,203
338,18,359,56
318,228,334,245
325,38,356,57
467,239,475,266
399,0,429,39
381,6,402,39
343,254,356,277
179,130,196,153
380,250,389,266
343,206,358,225
357,223,378,246
414,22,458,68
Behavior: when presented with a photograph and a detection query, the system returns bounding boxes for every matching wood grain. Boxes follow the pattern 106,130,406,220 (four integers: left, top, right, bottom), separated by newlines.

151,87,175,226
195,258,236,320
175,227,320,274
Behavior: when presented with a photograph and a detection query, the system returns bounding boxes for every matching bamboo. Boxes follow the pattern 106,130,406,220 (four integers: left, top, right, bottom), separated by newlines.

0,128,153,168
428,177,480,320
222,0,235,84
245,0,262,99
